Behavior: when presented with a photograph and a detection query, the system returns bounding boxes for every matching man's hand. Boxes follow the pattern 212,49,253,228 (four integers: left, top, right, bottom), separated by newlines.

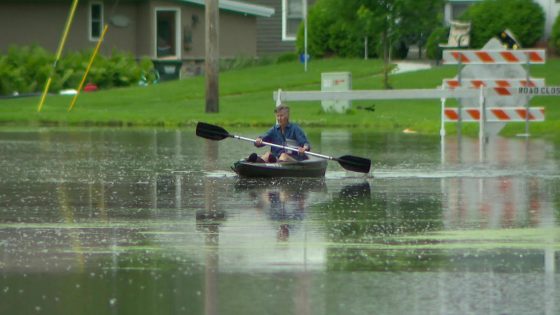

255,137,263,146
298,145,309,155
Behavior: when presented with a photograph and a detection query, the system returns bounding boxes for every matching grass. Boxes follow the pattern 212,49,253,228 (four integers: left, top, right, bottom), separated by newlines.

1,57,560,139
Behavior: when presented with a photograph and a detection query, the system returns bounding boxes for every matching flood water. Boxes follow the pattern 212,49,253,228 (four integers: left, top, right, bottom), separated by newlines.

0,127,558,315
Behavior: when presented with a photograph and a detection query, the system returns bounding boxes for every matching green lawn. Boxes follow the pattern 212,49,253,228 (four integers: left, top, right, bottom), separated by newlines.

1,57,559,138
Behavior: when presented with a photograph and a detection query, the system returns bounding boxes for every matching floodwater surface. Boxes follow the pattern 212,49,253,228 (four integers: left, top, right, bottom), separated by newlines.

0,128,558,315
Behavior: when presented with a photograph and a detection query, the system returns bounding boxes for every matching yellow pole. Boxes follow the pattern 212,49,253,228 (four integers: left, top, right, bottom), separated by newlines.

37,0,80,112
68,24,109,112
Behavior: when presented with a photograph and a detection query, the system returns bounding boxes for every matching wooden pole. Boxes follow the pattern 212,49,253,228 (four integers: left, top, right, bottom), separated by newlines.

205,0,219,113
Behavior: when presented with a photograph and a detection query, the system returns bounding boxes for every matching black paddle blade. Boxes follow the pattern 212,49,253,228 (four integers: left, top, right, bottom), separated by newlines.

196,122,230,141
337,155,371,174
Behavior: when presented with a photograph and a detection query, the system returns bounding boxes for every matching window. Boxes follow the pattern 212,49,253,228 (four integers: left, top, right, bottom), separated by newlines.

282,0,303,41
155,9,180,58
89,2,103,41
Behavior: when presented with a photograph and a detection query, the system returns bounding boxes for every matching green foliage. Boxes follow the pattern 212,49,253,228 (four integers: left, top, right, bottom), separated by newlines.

0,45,155,95
425,26,449,60
550,13,560,53
296,0,444,59
461,0,544,48
0,45,52,95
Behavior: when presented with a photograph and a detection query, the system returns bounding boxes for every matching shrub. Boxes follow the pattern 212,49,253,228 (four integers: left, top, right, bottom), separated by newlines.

0,45,53,95
0,45,155,95
425,26,449,60
461,0,544,48
550,14,560,53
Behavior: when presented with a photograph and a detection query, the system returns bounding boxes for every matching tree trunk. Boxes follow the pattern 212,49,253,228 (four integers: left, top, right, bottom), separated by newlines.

382,31,392,89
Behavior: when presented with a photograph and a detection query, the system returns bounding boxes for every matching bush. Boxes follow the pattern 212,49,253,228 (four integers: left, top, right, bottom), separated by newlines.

0,45,155,96
0,45,52,95
461,0,544,48
425,26,449,60
550,14,560,53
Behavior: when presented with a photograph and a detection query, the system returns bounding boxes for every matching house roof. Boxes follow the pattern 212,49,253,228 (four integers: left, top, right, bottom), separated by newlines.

0,0,274,18
177,0,275,17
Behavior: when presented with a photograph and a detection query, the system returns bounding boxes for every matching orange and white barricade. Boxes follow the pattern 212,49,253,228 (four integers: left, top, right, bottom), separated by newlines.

442,49,546,65
444,107,545,122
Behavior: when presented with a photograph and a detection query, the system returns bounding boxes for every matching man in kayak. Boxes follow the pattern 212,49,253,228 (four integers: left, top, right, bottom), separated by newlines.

247,104,310,163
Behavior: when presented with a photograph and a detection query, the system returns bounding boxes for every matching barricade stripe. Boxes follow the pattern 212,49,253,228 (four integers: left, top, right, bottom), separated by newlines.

494,87,512,95
477,51,495,63
515,109,535,120
445,108,459,120
492,109,510,120
466,109,480,120
472,80,485,88
452,51,470,63
500,51,519,62
495,80,510,87
529,51,544,63
447,80,461,88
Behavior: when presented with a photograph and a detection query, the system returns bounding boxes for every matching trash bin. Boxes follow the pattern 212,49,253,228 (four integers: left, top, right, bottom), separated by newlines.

321,72,351,113
152,59,183,81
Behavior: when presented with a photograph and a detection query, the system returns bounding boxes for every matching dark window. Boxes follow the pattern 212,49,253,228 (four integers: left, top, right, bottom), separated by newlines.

156,10,177,58
90,3,103,40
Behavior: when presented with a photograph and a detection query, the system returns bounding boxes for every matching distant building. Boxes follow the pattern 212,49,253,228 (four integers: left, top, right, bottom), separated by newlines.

444,0,560,40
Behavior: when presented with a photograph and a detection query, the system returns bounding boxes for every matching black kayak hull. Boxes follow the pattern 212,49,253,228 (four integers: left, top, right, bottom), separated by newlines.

232,158,328,178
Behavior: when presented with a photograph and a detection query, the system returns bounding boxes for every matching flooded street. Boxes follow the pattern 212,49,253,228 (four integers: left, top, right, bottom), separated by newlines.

0,127,558,315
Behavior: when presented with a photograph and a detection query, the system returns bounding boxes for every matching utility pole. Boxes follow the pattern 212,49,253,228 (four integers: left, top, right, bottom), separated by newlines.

303,0,308,72
205,0,219,113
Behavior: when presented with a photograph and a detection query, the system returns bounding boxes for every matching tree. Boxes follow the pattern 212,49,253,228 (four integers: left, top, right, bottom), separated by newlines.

297,0,444,88
461,0,544,48
399,0,444,58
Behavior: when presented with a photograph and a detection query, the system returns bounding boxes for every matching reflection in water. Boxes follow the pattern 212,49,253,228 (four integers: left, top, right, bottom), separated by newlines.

236,178,326,242
0,128,559,315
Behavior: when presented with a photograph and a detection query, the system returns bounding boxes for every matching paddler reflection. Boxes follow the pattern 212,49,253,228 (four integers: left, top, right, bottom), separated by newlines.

237,178,326,241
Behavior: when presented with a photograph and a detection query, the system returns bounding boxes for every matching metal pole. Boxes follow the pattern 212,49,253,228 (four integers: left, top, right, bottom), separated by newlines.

457,55,463,139
37,0,80,112
523,53,531,136
68,24,109,112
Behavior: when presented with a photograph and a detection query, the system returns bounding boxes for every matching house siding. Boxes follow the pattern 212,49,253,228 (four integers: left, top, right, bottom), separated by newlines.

0,1,260,60
0,4,81,53
248,0,317,55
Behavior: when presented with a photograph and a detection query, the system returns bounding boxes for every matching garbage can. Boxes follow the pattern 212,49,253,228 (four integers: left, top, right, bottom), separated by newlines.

321,72,351,113
152,59,183,81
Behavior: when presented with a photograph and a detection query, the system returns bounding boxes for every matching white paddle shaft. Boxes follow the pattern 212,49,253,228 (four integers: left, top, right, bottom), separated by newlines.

233,135,334,160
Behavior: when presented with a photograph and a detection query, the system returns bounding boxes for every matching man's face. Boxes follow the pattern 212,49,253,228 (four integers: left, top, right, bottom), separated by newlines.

276,109,289,127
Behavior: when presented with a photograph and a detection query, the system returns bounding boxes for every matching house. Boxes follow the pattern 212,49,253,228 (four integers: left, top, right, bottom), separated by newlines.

444,0,560,40
249,0,316,55
0,0,274,74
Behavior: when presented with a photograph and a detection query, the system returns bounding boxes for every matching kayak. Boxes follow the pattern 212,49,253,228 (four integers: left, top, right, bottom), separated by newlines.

231,157,328,178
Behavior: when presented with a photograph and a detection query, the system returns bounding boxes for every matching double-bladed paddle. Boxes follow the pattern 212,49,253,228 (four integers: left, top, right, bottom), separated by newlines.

196,122,371,174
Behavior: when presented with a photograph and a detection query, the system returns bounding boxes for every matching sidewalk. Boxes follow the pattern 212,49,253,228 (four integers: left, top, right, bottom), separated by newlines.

391,61,432,74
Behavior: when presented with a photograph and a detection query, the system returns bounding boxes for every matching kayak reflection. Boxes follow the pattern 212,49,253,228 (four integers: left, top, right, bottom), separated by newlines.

236,178,326,241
